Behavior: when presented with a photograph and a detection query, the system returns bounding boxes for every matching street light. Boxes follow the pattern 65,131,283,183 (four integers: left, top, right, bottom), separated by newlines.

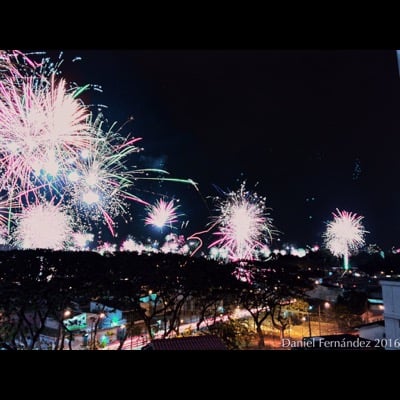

307,306,312,337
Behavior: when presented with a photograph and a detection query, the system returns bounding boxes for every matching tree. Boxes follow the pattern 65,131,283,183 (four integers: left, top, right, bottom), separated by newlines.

209,317,253,350
270,303,291,339
238,260,312,348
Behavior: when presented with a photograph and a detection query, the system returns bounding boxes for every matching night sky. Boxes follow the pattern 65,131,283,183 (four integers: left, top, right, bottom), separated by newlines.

48,50,400,249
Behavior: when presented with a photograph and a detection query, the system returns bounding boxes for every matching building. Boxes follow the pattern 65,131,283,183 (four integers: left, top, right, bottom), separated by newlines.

361,297,384,323
380,279,400,350
353,320,385,341
90,301,126,329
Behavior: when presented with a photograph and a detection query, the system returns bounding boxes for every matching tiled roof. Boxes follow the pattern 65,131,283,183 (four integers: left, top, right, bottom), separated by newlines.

143,335,227,350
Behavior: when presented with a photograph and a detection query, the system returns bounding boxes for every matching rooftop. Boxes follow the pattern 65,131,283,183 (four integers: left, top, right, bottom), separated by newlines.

142,335,228,351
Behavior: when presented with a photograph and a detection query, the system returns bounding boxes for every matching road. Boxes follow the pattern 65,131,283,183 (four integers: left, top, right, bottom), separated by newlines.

104,312,241,350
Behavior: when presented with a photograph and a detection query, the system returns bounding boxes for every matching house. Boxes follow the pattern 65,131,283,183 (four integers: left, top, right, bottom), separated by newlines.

353,320,385,341
90,301,126,329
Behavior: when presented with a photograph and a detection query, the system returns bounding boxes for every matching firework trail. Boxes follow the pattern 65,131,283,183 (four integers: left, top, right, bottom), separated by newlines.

187,221,218,258
0,50,43,86
323,208,368,270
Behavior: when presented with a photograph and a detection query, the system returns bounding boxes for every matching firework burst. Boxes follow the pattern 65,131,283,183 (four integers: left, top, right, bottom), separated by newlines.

96,241,117,255
13,200,74,250
120,237,145,253
0,49,197,246
323,208,368,270
144,198,181,229
62,112,148,236
208,181,277,262
0,73,92,197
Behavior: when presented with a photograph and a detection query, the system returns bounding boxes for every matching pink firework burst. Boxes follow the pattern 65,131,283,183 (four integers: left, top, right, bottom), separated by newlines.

144,199,180,229
0,73,92,196
0,50,196,245
208,182,277,261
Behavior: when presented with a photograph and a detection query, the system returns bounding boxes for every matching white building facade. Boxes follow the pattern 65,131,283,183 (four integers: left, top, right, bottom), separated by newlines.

380,279,400,350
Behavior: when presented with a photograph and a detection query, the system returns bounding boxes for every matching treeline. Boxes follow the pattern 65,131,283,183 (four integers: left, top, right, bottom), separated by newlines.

0,250,312,349
0,248,399,350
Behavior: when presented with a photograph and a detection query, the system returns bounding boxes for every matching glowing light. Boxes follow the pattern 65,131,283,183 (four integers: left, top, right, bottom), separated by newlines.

160,233,186,254
290,247,306,258
68,171,80,182
81,149,89,159
82,190,100,205
96,242,116,255
259,244,271,258
209,246,229,261
72,232,94,250
85,170,98,187
120,237,145,254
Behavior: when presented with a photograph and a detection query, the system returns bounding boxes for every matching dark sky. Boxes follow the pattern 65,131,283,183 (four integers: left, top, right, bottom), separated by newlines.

53,50,400,249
